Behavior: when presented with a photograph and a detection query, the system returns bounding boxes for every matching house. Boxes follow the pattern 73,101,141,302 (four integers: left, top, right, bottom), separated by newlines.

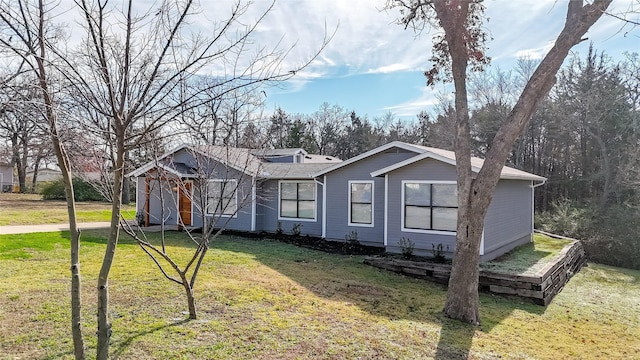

0,162,13,192
127,141,546,261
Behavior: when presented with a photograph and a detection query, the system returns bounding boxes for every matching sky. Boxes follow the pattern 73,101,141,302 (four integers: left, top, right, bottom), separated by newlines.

205,0,639,121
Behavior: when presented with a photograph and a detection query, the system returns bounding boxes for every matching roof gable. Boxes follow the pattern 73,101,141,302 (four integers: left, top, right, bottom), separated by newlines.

312,141,426,177
370,148,546,182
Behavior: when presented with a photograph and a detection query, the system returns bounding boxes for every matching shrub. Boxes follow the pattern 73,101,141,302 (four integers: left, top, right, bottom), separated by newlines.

431,243,449,263
41,179,66,200
537,199,640,270
41,178,106,202
291,223,302,237
343,230,360,254
397,237,414,259
536,198,589,237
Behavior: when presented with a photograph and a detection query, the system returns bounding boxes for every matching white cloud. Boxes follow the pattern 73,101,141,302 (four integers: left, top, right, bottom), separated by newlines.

367,63,413,74
514,42,555,59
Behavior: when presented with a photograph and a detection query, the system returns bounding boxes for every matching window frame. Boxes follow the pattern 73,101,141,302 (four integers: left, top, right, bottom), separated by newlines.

401,180,457,235
348,180,374,227
278,180,317,222
206,179,238,218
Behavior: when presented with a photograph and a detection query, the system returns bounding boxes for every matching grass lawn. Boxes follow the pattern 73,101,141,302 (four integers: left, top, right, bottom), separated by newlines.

0,230,638,359
0,193,135,226
481,234,573,274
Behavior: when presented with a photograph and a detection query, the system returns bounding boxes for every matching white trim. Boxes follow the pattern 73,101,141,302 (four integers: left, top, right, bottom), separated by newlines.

277,180,317,222
312,141,425,177
480,228,485,256
134,174,138,217
322,176,327,237
175,182,180,225
370,151,547,182
384,174,388,246
206,179,238,218
372,152,460,178
400,180,458,235
126,143,190,177
0,173,3,187
347,180,375,228
251,177,257,231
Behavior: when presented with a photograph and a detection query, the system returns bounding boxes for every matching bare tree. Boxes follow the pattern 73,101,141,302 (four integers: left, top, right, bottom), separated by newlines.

61,1,331,357
0,0,86,357
387,0,613,324
122,144,263,320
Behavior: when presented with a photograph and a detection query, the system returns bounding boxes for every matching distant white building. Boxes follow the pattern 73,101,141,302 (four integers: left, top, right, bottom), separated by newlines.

27,168,63,184
0,163,13,192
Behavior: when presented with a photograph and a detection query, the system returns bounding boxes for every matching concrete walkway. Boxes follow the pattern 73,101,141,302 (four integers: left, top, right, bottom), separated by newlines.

0,222,112,235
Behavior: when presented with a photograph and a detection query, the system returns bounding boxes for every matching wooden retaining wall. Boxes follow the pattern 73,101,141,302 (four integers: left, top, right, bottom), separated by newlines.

364,240,586,305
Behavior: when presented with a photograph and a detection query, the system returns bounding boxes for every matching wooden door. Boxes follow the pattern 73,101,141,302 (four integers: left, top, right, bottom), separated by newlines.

178,182,192,226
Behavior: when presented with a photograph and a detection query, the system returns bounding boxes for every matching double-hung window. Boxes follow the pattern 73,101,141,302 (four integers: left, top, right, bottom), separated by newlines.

349,181,373,226
403,182,457,232
279,181,316,220
207,179,237,216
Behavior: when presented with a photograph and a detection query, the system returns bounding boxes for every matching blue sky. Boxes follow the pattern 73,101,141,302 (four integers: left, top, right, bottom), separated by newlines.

222,0,639,121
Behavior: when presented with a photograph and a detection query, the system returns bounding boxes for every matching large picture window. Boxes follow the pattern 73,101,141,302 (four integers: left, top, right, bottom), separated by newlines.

349,181,373,226
279,181,316,220
207,180,237,216
403,182,457,232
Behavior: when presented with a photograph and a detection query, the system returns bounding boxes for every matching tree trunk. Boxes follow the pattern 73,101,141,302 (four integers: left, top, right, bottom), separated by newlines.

439,0,612,323
182,277,197,320
121,151,130,204
33,0,86,355
96,137,125,360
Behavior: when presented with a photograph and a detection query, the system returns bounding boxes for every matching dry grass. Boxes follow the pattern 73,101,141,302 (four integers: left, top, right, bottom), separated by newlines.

0,230,638,359
0,193,135,225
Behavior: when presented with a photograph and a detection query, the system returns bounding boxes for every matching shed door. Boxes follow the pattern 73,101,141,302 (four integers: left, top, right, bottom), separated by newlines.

178,182,192,226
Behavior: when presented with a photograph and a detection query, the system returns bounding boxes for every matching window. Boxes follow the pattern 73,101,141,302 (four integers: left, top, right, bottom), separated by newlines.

207,180,237,216
279,181,315,220
349,181,373,226
403,182,457,232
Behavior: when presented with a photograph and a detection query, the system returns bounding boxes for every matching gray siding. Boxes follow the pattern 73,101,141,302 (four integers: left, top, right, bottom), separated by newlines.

134,149,254,232
256,179,323,236
386,158,458,255
385,159,534,261
324,149,417,246
482,180,533,259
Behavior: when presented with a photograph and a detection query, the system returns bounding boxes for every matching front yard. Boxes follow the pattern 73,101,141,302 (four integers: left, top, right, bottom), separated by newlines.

0,230,638,359
0,193,135,225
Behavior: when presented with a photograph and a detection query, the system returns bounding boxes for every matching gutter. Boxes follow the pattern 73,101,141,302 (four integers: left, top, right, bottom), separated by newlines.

532,179,547,188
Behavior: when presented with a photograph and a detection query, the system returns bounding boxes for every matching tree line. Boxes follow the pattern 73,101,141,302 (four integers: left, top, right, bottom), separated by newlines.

202,46,639,269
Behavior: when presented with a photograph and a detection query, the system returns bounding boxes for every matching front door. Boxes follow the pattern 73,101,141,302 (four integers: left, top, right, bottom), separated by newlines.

178,182,192,226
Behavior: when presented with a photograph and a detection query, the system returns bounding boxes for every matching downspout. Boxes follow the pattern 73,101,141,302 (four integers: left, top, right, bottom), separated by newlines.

384,174,388,247
251,176,257,232
479,229,485,256
531,179,547,241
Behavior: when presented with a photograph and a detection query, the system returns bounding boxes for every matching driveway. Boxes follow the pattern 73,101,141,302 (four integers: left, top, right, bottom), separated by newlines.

0,222,112,235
